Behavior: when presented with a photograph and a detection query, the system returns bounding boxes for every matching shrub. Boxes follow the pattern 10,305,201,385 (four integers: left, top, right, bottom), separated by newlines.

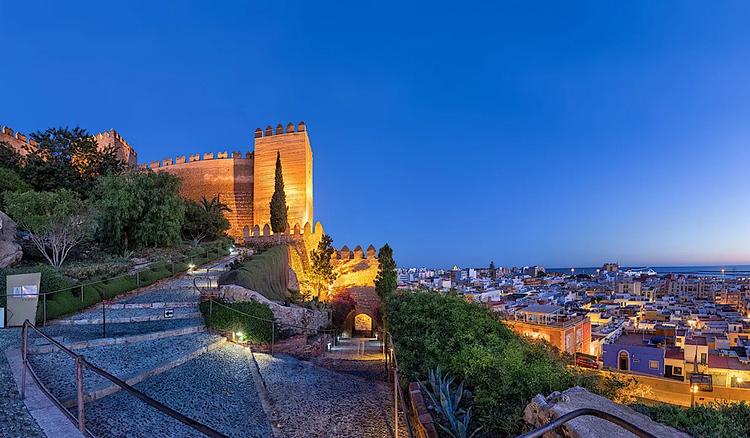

387,292,590,437
633,402,750,438
199,299,274,343
219,245,289,302
61,260,130,282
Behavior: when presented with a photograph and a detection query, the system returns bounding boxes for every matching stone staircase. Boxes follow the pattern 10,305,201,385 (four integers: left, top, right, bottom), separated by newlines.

23,256,278,437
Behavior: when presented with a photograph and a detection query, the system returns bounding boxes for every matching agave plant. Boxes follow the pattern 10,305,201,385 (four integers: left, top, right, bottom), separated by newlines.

420,367,482,438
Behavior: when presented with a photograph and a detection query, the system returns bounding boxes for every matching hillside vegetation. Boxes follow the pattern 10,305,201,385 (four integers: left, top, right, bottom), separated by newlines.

219,245,290,302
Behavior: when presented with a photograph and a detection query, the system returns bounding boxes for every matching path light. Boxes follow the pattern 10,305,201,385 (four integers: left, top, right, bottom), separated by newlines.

188,263,196,271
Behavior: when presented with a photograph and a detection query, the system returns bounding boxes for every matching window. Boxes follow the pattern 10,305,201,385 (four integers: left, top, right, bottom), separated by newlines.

674,367,683,375
700,353,707,364
649,360,659,370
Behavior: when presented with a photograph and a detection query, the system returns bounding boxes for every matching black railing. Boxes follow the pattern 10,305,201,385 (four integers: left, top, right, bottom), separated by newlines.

516,408,657,438
20,320,228,437
385,331,415,438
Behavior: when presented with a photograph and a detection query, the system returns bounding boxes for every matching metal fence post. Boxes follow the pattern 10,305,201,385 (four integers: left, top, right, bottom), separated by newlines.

101,301,106,338
271,321,275,355
75,356,85,432
20,323,27,400
43,295,47,326
394,364,399,438
209,298,213,321
136,271,140,287
172,262,175,276
81,285,84,302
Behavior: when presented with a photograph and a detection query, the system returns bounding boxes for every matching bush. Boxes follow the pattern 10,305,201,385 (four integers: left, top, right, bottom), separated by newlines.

61,260,130,282
387,292,601,437
200,299,274,343
633,402,750,438
0,264,72,307
219,245,289,302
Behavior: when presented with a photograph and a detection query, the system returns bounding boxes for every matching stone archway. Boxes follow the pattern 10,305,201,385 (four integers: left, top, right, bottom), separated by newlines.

353,313,373,338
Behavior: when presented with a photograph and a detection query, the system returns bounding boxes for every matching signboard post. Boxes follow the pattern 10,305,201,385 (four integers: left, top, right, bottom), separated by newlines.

5,273,41,327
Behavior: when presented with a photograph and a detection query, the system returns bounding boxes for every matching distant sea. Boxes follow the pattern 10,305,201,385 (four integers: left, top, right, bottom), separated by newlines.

546,265,750,278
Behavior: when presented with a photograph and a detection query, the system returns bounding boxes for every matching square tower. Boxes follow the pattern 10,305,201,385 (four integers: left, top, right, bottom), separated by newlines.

252,122,313,231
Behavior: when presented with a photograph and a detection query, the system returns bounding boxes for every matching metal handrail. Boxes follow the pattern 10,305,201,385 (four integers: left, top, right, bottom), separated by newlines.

385,331,415,438
515,407,658,438
21,320,228,438
1,242,228,302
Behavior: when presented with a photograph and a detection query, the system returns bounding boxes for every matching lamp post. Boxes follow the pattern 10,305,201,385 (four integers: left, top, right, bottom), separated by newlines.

690,384,698,407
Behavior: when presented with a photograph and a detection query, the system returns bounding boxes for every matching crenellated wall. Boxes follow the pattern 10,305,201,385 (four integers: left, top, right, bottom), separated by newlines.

331,244,380,291
0,125,38,155
253,122,313,234
93,129,138,166
147,152,254,239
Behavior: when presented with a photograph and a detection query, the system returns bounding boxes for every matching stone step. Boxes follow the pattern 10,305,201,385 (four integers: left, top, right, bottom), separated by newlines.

104,301,198,310
52,307,201,325
29,324,206,353
38,318,206,344
26,332,225,407
82,343,275,438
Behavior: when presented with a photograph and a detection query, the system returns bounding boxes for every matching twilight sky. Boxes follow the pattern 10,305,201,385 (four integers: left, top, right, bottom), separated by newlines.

2,1,749,268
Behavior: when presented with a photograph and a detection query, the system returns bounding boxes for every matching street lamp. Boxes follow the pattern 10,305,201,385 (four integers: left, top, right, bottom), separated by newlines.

690,384,699,407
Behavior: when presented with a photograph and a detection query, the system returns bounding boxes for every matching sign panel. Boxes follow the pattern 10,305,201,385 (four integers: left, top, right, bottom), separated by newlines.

6,273,41,327
164,308,174,319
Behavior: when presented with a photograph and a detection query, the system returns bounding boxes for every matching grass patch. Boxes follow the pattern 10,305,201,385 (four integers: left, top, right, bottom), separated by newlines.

218,245,289,302
200,299,274,343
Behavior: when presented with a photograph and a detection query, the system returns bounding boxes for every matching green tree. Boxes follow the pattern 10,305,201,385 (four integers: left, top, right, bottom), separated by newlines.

269,151,288,233
0,141,23,171
22,127,125,195
0,168,32,209
182,196,231,245
94,171,185,252
374,243,397,304
308,233,338,300
4,189,90,267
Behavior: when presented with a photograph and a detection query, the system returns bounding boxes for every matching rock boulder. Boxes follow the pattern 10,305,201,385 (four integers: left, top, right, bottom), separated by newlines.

0,210,22,268
523,386,691,438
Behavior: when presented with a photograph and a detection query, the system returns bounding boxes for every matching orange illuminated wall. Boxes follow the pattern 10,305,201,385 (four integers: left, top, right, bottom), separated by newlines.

153,153,254,239
504,317,591,355
252,122,313,231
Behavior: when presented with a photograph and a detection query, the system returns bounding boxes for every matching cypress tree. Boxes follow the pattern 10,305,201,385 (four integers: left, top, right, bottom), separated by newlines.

269,150,288,233
375,243,397,303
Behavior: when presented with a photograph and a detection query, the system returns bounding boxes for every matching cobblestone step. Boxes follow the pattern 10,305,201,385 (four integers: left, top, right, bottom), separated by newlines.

38,318,205,344
253,352,402,438
52,306,201,325
83,343,274,438
26,332,225,407
30,324,206,353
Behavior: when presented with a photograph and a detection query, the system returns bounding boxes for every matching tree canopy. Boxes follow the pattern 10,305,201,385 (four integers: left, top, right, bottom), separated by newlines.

308,233,338,300
0,168,32,209
374,243,397,304
94,171,185,252
4,189,90,267
269,151,288,233
182,196,231,245
22,127,125,195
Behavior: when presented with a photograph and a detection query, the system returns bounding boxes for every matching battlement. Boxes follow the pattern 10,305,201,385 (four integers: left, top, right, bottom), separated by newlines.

254,121,306,139
145,150,254,169
0,125,39,154
334,244,378,261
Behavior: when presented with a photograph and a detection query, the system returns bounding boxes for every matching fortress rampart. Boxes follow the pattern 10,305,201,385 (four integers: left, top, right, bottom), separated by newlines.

146,121,313,241
0,125,39,155
1,125,137,166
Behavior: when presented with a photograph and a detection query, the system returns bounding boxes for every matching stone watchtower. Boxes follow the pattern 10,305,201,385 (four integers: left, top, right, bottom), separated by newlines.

252,122,313,231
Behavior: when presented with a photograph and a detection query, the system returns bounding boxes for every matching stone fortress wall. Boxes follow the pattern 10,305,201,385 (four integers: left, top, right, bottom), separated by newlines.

147,152,255,239
146,121,313,241
1,125,137,166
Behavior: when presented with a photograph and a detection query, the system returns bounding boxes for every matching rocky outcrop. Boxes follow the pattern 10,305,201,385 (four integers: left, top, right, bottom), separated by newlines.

0,210,22,268
217,285,329,333
523,386,691,438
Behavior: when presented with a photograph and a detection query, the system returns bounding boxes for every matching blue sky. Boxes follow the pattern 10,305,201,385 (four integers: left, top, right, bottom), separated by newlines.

2,1,749,268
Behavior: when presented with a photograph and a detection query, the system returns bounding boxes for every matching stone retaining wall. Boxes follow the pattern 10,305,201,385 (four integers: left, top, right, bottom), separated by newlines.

408,382,438,438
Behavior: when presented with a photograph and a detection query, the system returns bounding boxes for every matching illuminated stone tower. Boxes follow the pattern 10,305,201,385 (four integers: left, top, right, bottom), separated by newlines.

252,122,313,231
